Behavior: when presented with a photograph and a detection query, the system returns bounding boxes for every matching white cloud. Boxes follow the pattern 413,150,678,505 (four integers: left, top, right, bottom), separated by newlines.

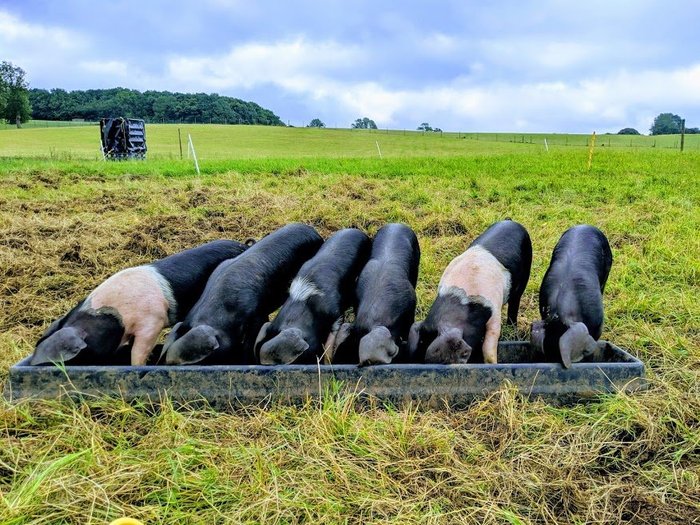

166,37,364,91
2,6,699,133
80,60,129,78
0,11,84,49
162,35,700,131
0,10,90,86
277,63,700,132
480,38,602,70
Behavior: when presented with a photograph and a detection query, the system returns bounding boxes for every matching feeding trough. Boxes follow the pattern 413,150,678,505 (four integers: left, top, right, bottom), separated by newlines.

4,340,646,408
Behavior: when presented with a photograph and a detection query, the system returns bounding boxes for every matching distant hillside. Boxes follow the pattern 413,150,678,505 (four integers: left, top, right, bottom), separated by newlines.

28,87,285,126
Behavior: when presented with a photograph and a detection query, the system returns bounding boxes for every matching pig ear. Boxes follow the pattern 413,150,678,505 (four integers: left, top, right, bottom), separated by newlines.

559,322,597,368
407,321,423,359
259,328,309,365
530,320,546,353
253,322,273,361
30,327,87,365
35,299,86,345
164,324,219,365
358,326,399,366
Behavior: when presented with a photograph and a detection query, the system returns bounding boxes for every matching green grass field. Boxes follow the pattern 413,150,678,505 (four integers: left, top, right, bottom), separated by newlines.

0,119,98,131
0,126,698,523
1,122,699,160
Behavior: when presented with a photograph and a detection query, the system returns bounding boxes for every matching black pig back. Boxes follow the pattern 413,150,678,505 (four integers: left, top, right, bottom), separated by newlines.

184,223,323,362
539,224,612,337
469,219,532,299
152,240,249,319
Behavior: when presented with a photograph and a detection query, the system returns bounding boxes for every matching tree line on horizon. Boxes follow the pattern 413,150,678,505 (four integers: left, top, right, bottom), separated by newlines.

27,87,285,126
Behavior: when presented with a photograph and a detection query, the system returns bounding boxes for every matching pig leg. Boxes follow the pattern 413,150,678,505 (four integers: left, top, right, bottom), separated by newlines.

482,315,502,364
131,316,168,366
322,318,343,364
507,293,521,326
130,322,165,366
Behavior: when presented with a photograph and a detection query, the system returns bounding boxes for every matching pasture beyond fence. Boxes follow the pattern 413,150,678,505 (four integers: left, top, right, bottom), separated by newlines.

0,119,99,130
1,122,699,161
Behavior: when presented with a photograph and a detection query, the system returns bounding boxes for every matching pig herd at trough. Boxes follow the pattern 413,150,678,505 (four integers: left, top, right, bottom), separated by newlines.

30,220,612,369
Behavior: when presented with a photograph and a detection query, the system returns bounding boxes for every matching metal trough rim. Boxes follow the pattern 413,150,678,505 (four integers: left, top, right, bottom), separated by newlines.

5,340,647,407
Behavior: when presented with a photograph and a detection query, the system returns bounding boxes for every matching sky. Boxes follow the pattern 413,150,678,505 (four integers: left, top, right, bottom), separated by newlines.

2,0,699,132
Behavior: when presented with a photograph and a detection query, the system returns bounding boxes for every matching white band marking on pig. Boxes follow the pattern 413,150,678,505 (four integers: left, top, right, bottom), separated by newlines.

145,265,178,325
289,276,324,302
83,266,176,323
439,245,511,305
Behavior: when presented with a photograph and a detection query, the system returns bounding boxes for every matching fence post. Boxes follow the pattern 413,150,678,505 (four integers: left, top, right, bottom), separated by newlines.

587,131,596,170
188,134,200,175
680,119,685,152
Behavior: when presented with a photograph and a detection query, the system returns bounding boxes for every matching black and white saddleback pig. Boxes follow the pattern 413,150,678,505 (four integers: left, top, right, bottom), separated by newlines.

332,223,420,365
409,219,532,364
531,224,613,367
31,239,251,366
161,223,323,365
254,228,371,365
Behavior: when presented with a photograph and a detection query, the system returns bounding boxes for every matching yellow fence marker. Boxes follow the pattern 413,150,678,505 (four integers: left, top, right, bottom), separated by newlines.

587,131,596,170
109,519,145,525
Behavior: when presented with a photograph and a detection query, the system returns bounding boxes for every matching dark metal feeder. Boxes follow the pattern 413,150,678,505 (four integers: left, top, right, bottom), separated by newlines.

4,341,646,408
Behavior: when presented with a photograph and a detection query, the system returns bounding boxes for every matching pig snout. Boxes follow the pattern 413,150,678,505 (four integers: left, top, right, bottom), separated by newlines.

559,322,598,368
424,328,472,364
358,326,399,366
162,324,220,365
30,326,88,365
259,328,309,365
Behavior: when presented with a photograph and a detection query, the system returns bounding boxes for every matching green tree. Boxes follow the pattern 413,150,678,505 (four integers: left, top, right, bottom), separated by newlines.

617,127,640,135
307,118,325,128
351,117,377,129
0,61,31,126
26,88,285,126
5,89,31,126
152,93,177,121
417,122,432,131
649,113,682,135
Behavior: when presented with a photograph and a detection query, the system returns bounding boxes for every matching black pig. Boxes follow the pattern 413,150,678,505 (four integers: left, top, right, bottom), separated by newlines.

254,228,371,364
332,223,420,365
31,239,251,366
531,224,613,367
161,223,323,365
